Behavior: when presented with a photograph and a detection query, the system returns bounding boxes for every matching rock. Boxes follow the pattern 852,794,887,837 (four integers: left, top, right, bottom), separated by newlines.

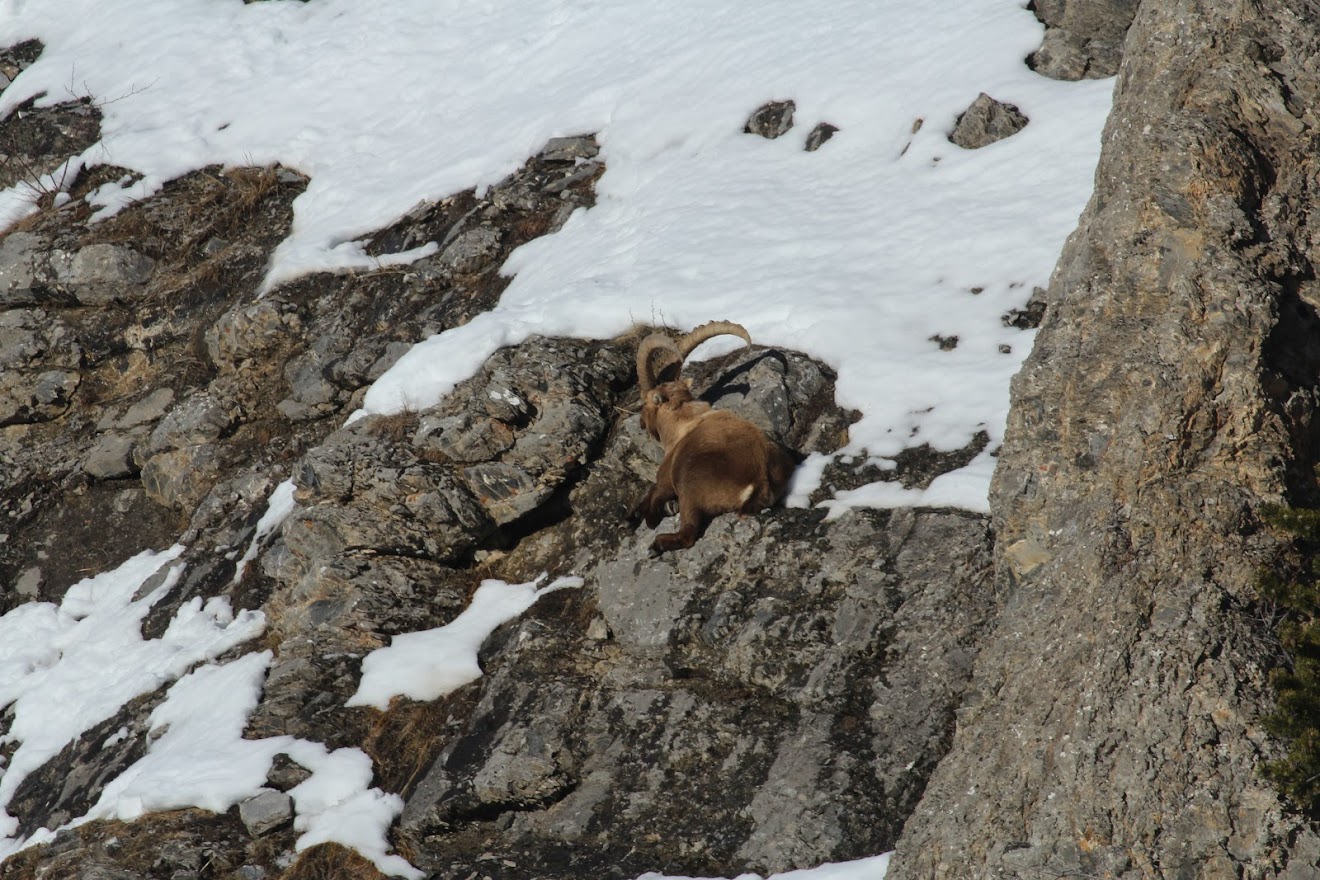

948,93,1028,149
0,369,79,426
436,226,502,275
461,461,544,525
85,433,141,480
206,298,300,372
400,508,997,876
1000,285,1047,330
804,122,839,152
1027,0,1139,79
1028,27,1092,80
14,566,42,598
540,136,600,162
287,428,496,563
52,244,155,305
265,754,313,791
117,388,175,429
0,232,47,307
7,693,155,838
0,310,81,424
149,392,235,452
0,93,101,195
744,100,796,139
140,445,223,510
238,790,293,837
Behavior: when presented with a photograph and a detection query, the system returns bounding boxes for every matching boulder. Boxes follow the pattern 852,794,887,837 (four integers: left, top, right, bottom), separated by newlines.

948,93,1028,149
1027,0,1139,79
744,100,796,139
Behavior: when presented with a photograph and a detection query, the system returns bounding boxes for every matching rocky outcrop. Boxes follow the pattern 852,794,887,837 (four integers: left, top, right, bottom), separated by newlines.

890,0,1320,876
1027,0,1138,80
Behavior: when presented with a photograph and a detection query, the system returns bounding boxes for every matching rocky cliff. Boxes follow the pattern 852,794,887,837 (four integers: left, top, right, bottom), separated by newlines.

892,0,1320,876
4,1,1320,878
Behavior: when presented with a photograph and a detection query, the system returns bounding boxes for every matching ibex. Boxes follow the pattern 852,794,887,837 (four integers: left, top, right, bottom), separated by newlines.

630,321,797,554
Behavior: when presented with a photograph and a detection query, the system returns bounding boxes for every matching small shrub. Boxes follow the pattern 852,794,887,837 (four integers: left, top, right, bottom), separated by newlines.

1258,504,1320,810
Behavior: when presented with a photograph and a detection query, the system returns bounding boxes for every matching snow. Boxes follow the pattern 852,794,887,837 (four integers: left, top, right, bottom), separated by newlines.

230,479,297,585
0,0,1114,874
0,546,264,844
82,652,422,879
348,574,584,710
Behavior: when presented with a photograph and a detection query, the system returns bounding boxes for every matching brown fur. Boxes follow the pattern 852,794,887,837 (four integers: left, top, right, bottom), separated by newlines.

631,379,796,554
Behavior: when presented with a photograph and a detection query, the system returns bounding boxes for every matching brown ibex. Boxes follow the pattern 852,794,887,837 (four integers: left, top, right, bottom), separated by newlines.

629,321,797,554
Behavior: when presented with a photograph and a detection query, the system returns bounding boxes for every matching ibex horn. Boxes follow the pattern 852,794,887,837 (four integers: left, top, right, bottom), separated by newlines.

636,320,752,399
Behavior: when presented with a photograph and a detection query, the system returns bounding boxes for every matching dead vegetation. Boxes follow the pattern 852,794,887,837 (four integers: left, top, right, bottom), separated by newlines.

277,843,392,880
359,697,464,798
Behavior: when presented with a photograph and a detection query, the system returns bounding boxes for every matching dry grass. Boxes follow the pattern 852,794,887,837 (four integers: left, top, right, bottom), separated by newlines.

360,698,455,797
367,409,421,444
277,842,391,880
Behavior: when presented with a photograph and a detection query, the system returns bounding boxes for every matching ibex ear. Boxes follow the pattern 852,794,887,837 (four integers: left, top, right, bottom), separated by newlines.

683,378,694,390
649,391,663,405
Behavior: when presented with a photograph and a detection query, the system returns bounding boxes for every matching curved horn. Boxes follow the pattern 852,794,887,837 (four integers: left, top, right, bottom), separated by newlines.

675,320,751,360
636,332,681,397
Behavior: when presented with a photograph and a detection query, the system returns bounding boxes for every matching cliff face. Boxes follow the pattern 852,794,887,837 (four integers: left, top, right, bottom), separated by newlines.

892,0,1320,875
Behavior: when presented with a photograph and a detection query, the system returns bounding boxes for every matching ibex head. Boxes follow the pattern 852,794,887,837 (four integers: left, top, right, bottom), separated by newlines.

635,320,752,405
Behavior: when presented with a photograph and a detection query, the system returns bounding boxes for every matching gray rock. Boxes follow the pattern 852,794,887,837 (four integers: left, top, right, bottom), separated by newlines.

149,393,235,453
52,244,154,305
206,298,300,372
436,226,502,275
118,388,175,429
461,461,545,525
0,334,80,425
290,436,493,550
367,341,412,382
745,100,796,139
1028,27,1093,80
1027,0,1138,79
265,754,313,791
85,433,141,480
948,93,1028,149
804,122,839,152
32,369,78,406
14,566,42,598
540,136,600,162
400,507,996,876
238,790,293,837
0,232,46,306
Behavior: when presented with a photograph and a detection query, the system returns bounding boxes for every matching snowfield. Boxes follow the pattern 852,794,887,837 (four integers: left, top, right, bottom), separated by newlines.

0,0,1114,875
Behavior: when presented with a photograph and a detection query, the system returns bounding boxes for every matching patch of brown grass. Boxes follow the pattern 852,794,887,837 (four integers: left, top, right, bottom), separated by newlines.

277,843,391,880
367,409,420,444
360,698,454,797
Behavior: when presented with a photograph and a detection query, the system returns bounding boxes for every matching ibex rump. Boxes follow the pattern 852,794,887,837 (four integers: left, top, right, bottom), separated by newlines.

630,321,797,554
